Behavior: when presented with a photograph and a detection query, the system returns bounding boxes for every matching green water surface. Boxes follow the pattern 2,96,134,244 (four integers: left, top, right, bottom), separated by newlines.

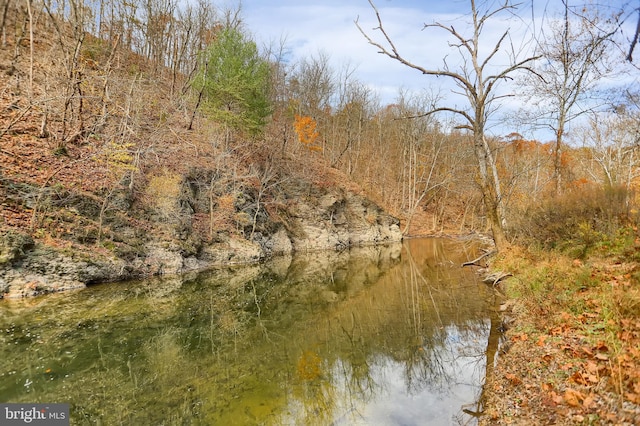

0,238,502,425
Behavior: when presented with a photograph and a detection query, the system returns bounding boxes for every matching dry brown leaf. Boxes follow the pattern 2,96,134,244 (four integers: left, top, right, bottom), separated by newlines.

619,331,634,342
605,413,620,422
570,370,588,385
585,361,599,374
624,392,640,404
511,333,529,342
560,362,574,371
550,327,561,336
593,341,608,352
505,373,522,386
564,388,585,407
582,346,594,358
586,374,599,384
582,394,596,409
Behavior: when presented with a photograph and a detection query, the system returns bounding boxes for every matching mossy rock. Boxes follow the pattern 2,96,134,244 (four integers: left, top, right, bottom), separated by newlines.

0,230,34,265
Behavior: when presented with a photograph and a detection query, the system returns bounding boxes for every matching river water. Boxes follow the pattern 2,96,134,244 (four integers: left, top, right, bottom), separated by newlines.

0,238,502,425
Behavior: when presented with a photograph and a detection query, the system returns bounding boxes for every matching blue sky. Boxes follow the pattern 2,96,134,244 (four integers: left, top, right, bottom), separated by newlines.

242,0,482,101
241,0,633,140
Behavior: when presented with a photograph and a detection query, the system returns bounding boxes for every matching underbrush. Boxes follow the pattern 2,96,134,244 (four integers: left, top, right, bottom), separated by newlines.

509,185,637,259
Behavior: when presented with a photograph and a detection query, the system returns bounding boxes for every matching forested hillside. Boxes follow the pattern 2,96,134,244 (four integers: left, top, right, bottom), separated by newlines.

0,0,405,296
2,0,638,247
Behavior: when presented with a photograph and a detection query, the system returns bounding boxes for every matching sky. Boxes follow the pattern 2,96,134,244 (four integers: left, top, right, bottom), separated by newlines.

240,0,634,140
242,0,495,101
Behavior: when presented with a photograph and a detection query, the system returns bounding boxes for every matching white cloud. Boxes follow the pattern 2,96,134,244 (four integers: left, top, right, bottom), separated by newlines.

243,1,463,101
242,0,636,140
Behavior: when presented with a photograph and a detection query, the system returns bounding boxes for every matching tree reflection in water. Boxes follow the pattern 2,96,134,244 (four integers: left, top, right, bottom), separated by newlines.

278,238,502,425
0,238,502,425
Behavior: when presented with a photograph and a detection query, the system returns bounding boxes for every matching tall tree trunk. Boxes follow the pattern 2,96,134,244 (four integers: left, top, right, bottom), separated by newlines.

553,123,565,197
475,131,508,251
1,0,11,48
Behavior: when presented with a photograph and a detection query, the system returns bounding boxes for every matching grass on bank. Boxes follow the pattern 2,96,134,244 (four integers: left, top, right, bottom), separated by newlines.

483,186,640,423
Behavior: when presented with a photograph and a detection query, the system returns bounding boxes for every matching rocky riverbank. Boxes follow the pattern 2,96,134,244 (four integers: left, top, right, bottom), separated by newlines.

1,184,402,298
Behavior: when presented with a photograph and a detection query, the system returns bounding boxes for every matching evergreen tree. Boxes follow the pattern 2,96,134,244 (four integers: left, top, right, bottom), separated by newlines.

199,27,271,138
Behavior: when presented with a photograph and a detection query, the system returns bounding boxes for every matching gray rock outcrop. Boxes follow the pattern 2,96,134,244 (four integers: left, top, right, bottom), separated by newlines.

1,186,402,298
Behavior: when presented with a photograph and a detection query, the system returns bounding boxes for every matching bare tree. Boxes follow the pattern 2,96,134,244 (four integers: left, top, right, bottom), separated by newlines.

262,35,295,155
329,67,377,173
524,1,618,196
289,51,336,117
356,0,539,250
626,2,640,62
141,0,176,73
42,0,90,148
391,91,452,235
1,0,11,47
577,109,640,194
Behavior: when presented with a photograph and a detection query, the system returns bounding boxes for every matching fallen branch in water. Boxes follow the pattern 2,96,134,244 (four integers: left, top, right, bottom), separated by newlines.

462,249,497,267
483,271,513,286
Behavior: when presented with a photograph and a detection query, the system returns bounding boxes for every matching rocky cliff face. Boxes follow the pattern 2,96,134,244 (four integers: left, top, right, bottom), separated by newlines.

1,185,402,298
286,191,401,251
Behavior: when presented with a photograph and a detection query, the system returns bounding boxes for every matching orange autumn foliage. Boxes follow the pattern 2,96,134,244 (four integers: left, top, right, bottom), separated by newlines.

293,114,322,152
